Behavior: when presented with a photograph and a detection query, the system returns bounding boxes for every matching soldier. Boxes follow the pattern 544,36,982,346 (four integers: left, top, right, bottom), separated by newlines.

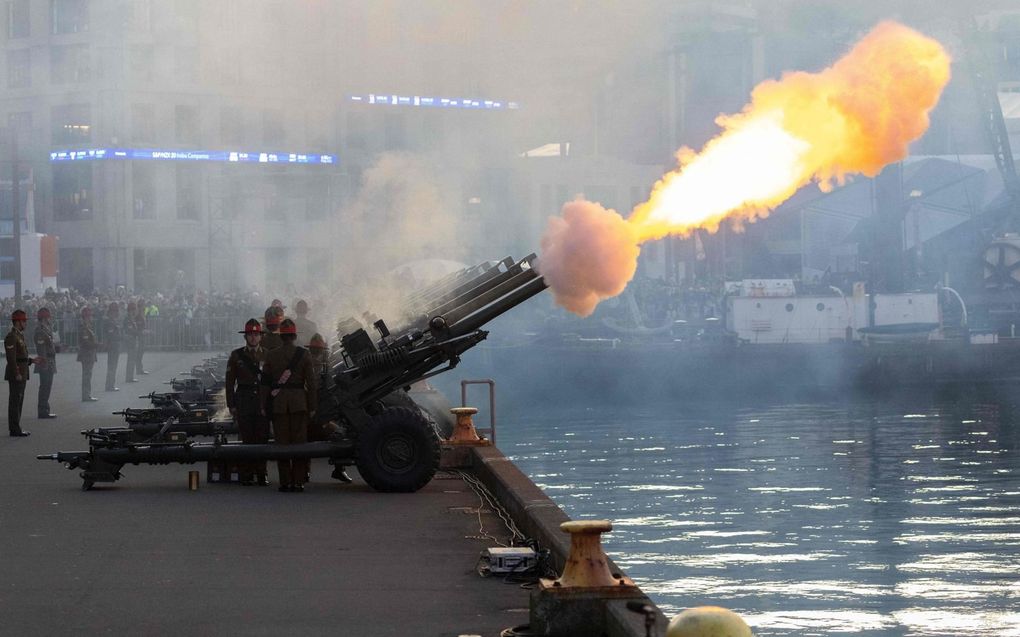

307,332,352,484
33,307,58,419
260,318,316,493
293,299,318,346
77,306,99,402
123,301,140,383
226,319,270,486
306,332,331,443
261,306,284,351
134,300,149,375
104,302,121,392
6,309,37,437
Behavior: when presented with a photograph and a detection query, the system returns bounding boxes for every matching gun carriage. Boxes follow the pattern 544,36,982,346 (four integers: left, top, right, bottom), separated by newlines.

40,254,545,493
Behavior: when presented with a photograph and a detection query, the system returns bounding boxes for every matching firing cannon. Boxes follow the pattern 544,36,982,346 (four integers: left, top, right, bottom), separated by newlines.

39,254,546,493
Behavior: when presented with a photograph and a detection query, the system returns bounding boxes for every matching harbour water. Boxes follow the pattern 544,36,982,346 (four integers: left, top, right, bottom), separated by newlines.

491,386,1020,636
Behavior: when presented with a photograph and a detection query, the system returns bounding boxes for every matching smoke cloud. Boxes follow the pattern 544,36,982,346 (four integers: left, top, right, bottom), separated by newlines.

538,198,640,317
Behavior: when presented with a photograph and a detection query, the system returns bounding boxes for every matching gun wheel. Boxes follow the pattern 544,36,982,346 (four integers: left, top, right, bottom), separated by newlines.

355,406,440,492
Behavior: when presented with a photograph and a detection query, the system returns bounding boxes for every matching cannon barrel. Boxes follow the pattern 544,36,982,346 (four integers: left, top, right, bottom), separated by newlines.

426,256,530,323
446,275,547,338
403,258,508,311
38,440,356,466
125,420,237,439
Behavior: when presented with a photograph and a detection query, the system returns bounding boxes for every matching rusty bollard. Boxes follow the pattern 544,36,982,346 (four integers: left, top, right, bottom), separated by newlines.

446,407,489,445
529,520,641,636
554,520,622,588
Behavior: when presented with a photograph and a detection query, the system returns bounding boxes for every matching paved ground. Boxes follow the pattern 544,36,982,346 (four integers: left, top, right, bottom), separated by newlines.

0,352,531,636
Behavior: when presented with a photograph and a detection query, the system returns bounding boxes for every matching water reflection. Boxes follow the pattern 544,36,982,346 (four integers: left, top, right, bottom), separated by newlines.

500,389,1020,636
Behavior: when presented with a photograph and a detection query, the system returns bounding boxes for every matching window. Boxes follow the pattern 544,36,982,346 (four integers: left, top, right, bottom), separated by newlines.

583,185,616,211
50,44,90,83
220,106,242,145
305,110,329,150
306,175,329,220
8,111,30,136
131,103,154,143
262,108,284,146
174,104,199,144
7,48,29,88
51,103,90,143
7,0,30,38
132,163,156,219
383,112,405,150
51,0,88,35
345,111,367,149
176,164,201,220
129,45,153,83
265,174,288,219
53,163,92,220
175,46,197,83
0,261,17,281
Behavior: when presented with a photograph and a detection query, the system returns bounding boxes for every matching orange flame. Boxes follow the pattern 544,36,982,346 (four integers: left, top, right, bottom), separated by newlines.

630,21,951,240
538,21,951,316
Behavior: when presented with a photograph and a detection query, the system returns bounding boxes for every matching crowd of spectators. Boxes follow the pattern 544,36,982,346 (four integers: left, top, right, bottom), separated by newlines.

0,288,298,350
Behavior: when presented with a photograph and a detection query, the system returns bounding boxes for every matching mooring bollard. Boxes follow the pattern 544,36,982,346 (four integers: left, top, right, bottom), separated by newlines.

528,519,642,636
554,520,622,588
446,406,488,444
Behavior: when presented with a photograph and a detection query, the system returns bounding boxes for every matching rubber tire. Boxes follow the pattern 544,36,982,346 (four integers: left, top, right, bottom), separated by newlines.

355,406,441,492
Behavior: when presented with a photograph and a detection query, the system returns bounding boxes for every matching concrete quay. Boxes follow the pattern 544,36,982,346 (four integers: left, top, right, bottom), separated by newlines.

0,352,667,636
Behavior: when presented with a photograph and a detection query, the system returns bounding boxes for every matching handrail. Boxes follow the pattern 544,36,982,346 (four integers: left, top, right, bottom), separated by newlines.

460,378,496,446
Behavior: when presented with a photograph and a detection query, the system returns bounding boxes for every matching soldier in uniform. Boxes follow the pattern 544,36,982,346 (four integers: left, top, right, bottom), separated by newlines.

260,318,316,492
261,306,284,351
122,301,140,383
6,309,36,437
77,306,99,401
306,332,330,443
226,319,270,486
134,299,149,375
306,332,352,484
104,302,121,392
293,299,318,346
33,307,58,418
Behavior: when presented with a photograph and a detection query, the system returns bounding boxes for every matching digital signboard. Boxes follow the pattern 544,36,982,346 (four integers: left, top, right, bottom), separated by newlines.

49,148,337,164
349,94,520,110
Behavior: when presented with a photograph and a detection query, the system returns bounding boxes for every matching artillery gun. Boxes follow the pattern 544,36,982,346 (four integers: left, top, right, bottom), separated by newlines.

40,254,545,492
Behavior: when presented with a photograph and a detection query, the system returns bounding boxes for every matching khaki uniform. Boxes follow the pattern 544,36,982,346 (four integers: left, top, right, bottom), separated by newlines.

134,312,147,374
77,320,98,400
123,314,140,382
225,345,269,482
104,316,121,391
260,342,316,488
33,324,57,417
5,327,31,435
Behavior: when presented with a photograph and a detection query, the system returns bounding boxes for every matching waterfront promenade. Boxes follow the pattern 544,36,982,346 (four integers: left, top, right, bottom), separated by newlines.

0,352,532,636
